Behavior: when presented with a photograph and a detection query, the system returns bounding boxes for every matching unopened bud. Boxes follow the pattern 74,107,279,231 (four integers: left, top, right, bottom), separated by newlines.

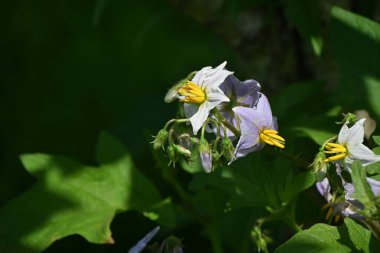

336,113,357,126
152,129,169,150
199,138,212,173
173,144,192,157
221,137,235,161
167,145,177,166
164,71,196,103
160,236,183,253
313,151,328,182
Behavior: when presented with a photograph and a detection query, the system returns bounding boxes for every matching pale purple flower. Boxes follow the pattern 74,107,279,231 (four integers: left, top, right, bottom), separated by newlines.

199,146,212,173
216,75,261,138
231,93,280,161
316,175,380,220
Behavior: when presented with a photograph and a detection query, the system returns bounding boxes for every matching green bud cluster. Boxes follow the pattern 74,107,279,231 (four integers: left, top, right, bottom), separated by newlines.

221,137,235,161
313,151,328,182
152,129,169,150
251,222,272,253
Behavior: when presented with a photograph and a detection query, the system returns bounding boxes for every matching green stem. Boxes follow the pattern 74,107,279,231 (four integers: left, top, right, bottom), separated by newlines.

164,118,190,130
205,223,224,253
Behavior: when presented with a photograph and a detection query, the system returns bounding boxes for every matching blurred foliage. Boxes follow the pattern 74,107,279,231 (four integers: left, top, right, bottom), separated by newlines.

1,0,380,252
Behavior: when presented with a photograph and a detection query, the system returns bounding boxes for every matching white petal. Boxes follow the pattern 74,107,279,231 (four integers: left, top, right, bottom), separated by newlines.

189,103,209,134
192,66,212,85
338,123,350,144
214,61,227,70
348,143,380,166
184,103,198,119
346,118,366,146
203,69,233,89
206,86,230,108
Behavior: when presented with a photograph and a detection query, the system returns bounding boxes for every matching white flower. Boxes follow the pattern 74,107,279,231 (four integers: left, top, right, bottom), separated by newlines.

324,118,380,166
178,62,232,134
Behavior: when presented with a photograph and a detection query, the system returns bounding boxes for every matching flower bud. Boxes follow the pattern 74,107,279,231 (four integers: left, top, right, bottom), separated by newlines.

152,129,169,150
313,151,328,182
167,145,177,166
160,236,183,253
173,144,192,157
199,138,212,173
164,71,196,103
221,137,235,161
251,223,272,253
336,113,357,126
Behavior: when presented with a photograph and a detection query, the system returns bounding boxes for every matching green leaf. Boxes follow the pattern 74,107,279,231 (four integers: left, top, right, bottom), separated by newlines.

0,132,174,253
143,198,175,227
281,172,316,203
293,127,334,146
271,81,322,117
285,0,323,55
351,161,375,203
373,136,380,146
275,219,380,253
367,162,380,175
351,161,378,218
330,6,380,118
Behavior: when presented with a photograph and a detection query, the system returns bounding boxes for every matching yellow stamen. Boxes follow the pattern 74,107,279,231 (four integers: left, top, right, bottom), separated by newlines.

259,129,285,149
325,142,343,148
178,81,206,104
323,142,347,162
334,214,341,223
263,129,278,134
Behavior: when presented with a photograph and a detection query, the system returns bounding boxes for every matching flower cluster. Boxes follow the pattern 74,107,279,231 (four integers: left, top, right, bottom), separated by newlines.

153,62,285,172
314,116,380,222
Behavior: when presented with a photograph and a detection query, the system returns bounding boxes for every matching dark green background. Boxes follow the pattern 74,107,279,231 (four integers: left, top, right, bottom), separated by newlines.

1,0,380,252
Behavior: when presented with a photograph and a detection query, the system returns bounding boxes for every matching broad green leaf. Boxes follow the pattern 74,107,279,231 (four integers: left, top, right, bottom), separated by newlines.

281,172,316,203
364,76,380,117
351,161,375,203
142,198,175,227
351,161,377,218
285,0,323,55
373,136,380,146
0,132,174,253
271,81,322,117
367,162,380,175
293,127,334,146
330,7,380,118
275,219,379,253
373,147,380,154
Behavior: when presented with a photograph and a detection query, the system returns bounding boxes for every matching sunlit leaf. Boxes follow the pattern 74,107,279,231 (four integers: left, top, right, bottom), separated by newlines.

0,132,174,253
275,219,379,253
285,0,323,55
330,6,380,118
